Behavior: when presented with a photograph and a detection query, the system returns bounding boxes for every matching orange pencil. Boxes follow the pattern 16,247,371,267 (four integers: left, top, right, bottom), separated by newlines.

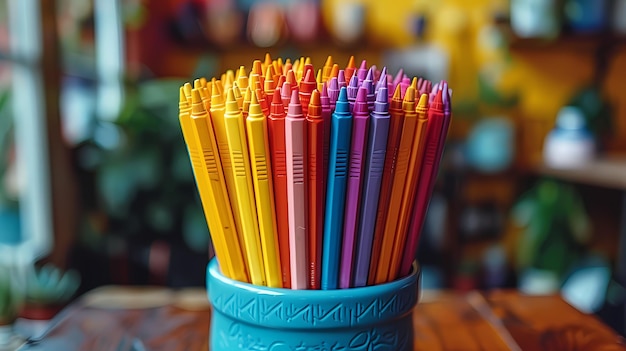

286,70,297,89
263,52,272,71
368,84,405,285
306,90,325,289
374,87,418,284
256,88,270,117
387,93,429,280
264,65,276,97
252,59,263,77
283,61,292,76
345,55,356,82
329,64,339,80
268,88,291,289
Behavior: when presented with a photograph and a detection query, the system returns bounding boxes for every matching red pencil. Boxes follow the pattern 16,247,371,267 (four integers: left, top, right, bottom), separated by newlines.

267,88,291,288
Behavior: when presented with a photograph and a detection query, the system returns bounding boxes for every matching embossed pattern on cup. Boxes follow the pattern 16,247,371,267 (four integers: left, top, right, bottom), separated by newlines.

207,259,420,351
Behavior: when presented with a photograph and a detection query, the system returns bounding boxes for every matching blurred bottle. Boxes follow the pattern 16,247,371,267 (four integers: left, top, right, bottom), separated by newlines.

483,245,508,289
564,0,609,33
543,106,595,168
205,0,243,47
285,0,320,43
510,0,561,39
329,1,365,46
613,0,626,34
247,1,287,48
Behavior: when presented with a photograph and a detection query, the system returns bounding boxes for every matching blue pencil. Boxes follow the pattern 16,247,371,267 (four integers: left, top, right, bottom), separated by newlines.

321,87,352,290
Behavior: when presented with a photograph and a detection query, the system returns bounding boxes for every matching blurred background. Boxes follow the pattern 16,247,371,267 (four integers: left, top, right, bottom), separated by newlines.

1,0,626,339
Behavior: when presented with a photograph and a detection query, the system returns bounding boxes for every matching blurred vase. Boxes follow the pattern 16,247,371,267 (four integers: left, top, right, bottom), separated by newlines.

465,117,514,173
510,0,561,39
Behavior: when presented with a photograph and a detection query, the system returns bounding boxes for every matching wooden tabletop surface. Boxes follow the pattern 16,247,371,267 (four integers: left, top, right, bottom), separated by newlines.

18,287,626,351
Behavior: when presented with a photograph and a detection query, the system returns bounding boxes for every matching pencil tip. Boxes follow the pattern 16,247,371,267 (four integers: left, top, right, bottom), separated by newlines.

311,89,321,105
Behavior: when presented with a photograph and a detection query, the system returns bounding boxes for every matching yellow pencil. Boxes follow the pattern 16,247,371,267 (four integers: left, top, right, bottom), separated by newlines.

224,88,266,286
247,91,282,288
237,66,249,91
181,88,248,282
209,87,245,244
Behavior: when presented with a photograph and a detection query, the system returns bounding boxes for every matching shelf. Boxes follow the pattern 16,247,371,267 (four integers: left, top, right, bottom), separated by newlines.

493,17,626,52
509,33,626,52
530,156,626,190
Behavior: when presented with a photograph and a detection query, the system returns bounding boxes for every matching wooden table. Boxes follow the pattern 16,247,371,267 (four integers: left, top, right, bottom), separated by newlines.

17,287,626,351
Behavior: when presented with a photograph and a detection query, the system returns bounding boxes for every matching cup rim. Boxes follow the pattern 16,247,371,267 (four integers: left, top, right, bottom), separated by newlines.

207,258,419,295
206,259,420,329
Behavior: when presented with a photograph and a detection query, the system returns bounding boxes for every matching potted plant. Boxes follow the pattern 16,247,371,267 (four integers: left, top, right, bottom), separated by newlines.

511,180,591,294
20,263,80,322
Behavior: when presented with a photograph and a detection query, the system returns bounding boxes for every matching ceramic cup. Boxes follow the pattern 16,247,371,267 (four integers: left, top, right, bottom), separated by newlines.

206,259,420,351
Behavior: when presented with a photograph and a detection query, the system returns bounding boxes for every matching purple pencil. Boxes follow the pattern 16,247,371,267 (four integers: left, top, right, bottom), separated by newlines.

347,75,359,111
339,88,370,288
338,70,348,89
353,87,390,287
357,60,368,84
328,77,340,109
375,67,388,93
363,67,376,112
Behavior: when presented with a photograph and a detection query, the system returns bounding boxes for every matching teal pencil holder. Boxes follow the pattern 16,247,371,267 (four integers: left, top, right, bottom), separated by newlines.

206,259,420,351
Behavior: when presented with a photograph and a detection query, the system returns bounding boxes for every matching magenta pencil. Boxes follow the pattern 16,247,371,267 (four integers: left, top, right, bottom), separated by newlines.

339,87,370,288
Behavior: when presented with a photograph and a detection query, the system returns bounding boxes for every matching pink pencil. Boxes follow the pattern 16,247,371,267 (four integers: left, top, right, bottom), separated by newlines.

285,89,309,289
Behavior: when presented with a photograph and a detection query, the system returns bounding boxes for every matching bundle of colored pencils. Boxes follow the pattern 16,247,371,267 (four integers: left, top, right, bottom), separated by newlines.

178,54,451,290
